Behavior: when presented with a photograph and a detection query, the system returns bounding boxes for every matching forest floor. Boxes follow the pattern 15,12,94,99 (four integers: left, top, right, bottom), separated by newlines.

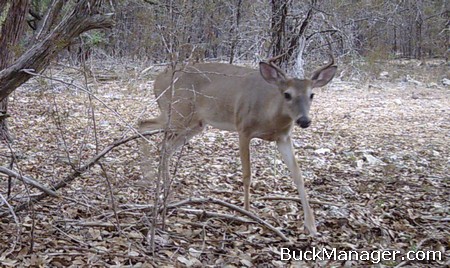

0,59,448,267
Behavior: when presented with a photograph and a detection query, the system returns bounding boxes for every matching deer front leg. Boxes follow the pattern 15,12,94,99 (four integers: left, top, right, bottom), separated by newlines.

239,136,251,211
276,136,317,236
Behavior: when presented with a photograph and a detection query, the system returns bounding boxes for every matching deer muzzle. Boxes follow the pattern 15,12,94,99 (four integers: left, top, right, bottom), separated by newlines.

296,116,311,128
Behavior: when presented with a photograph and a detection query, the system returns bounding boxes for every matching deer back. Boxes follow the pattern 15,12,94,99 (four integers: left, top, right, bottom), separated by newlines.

153,63,289,135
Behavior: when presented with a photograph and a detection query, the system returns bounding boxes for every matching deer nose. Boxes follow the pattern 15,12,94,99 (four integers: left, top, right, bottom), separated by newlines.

296,117,311,128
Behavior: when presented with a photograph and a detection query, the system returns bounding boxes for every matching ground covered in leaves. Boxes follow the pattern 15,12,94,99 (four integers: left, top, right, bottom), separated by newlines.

0,59,448,267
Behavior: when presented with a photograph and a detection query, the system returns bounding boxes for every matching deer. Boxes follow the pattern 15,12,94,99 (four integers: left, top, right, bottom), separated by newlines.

139,56,337,235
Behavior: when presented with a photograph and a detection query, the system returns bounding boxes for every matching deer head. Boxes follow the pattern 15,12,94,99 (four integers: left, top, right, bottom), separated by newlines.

259,55,337,128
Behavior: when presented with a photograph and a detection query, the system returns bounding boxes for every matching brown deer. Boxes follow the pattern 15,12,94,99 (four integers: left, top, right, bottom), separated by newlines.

139,56,337,235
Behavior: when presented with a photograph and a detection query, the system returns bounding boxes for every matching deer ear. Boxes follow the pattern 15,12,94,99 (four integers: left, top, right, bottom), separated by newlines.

311,66,337,88
259,62,286,85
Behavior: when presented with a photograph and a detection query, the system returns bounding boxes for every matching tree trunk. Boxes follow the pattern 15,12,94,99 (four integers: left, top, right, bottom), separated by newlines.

393,26,397,53
269,1,315,70
293,36,306,78
415,5,423,60
270,0,288,59
0,0,30,142
0,0,114,102
229,0,243,64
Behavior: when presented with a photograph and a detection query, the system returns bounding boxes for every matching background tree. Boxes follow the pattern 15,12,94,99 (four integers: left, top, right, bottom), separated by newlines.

108,0,448,63
0,0,30,141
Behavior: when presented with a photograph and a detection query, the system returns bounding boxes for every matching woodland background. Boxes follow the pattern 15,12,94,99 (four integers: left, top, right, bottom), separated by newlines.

0,0,448,267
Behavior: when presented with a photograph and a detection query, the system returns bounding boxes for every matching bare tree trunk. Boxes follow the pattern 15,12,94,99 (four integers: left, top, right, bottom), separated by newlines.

287,5,313,60
229,0,243,64
270,0,288,58
293,36,306,78
0,0,30,141
269,1,315,70
393,26,397,53
0,0,114,102
415,1,424,60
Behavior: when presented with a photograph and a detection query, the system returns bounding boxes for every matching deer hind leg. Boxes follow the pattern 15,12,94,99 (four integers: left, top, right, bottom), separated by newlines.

139,114,204,155
276,136,317,236
163,123,204,157
138,117,205,179
138,116,165,132
137,117,166,180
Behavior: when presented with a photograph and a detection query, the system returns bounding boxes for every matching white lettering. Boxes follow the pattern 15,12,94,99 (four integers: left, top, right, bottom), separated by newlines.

313,247,322,260
303,250,312,261
392,250,400,260
415,251,425,261
337,251,347,261
280,248,291,261
381,251,392,261
427,251,442,261
292,250,302,261
360,251,370,261
370,251,381,263
279,247,442,263
323,248,335,259
348,250,359,260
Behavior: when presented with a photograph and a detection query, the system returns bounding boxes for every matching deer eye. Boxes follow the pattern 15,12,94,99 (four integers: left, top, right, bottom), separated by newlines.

310,93,315,100
284,92,292,100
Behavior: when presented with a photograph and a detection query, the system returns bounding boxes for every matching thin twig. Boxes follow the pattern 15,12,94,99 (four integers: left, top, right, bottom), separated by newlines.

54,220,132,229
175,208,255,224
257,195,341,207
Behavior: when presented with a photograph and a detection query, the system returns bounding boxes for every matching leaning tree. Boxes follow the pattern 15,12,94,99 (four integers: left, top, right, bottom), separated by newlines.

0,0,114,141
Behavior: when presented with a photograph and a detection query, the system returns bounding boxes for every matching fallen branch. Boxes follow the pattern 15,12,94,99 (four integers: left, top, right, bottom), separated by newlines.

176,208,255,224
257,196,341,207
52,246,154,263
55,220,133,230
167,198,289,241
0,167,58,197
119,199,290,241
419,216,450,222
0,130,160,218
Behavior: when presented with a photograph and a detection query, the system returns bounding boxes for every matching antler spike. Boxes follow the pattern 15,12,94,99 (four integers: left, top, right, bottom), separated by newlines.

311,54,336,80
267,54,288,79
327,54,335,67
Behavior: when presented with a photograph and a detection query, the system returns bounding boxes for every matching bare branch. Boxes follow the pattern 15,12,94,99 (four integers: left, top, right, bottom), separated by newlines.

167,198,289,241
35,0,65,39
257,196,342,207
54,220,133,230
176,208,255,224
0,167,58,197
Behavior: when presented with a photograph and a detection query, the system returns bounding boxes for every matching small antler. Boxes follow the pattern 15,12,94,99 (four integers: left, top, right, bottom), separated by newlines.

311,54,336,80
326,54,335,67
267,54,288,79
